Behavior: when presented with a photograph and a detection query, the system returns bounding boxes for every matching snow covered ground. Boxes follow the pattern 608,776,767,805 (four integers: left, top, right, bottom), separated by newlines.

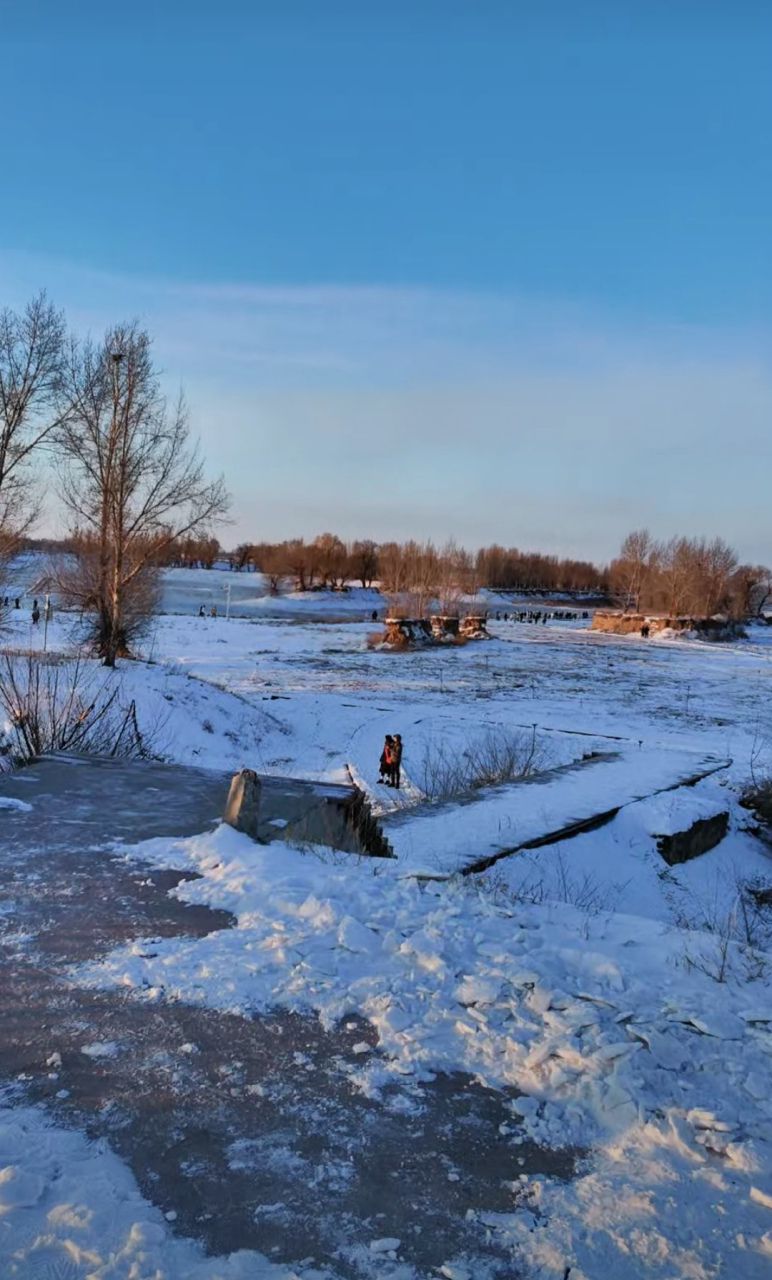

2,597,772,1278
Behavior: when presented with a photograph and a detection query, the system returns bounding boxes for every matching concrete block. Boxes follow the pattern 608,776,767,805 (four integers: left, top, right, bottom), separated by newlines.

223,769,262,841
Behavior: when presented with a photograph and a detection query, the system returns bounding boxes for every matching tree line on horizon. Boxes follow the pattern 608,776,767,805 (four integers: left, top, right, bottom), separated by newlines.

152,529,769,621
157,533,608,602
23,531,610,597
30,525,768,622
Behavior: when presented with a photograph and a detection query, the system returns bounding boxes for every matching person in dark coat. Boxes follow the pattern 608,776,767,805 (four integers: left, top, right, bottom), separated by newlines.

390,734,403,789
378,735,394,784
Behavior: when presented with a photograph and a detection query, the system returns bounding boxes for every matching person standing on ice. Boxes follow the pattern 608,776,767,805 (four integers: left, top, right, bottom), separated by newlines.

198,604,206,618
378,735,394,784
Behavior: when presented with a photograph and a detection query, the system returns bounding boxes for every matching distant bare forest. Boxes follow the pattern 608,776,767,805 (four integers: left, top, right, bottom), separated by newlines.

25,527,767,621
27,526,770,620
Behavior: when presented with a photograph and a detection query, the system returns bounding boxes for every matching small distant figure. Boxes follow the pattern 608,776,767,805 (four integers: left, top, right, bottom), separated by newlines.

390,734,403,789
198,604,206,618
371,609,378,622
3,596,8,607
640,623,650,639
33,599,38,610
210,604,217,618
31,605,40,625
378,735,394,784
14,598,20,609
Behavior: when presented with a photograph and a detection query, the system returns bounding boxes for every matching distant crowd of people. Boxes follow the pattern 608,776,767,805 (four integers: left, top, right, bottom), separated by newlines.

2,596,48,625
493,609,590,624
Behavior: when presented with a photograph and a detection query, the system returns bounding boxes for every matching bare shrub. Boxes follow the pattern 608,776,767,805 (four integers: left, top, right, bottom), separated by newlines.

740,775,772,831
484,867,550,909
673,871,772,983
0,651,163,766
416,727,553,802
52,535,161,658
485,849,628,920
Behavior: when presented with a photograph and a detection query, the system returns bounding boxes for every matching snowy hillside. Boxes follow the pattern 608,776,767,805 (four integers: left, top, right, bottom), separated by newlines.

1,606,772,1278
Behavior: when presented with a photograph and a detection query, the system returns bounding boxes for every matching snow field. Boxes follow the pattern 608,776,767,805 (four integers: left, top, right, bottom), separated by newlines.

2,599,772,1276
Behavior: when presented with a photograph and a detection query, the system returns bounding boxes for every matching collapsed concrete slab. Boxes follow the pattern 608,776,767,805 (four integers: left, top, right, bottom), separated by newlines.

632,791,730,866
224,770,394,858
655,812,729,865
591,611,745,639
380,615,490,648
386,746,731,876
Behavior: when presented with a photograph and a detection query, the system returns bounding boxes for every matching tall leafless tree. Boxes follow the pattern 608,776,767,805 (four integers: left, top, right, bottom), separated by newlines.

56,323,230,665
0,292,67,566
611,528,656,612
350,539,378,588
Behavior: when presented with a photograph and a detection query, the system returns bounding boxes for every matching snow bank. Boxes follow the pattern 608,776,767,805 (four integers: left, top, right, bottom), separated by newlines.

71,823,772,1278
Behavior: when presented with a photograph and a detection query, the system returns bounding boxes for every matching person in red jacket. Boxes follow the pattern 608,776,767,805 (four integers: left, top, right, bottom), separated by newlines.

378,735,394,784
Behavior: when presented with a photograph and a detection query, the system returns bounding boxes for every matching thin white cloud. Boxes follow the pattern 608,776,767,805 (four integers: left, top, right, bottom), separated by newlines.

2,249,770,562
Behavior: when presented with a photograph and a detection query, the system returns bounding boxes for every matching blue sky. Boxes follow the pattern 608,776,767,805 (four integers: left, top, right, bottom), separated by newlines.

3,3,771,561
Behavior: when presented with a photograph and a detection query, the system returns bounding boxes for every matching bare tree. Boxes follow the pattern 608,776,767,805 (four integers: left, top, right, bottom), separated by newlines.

283,538,312,592
0,293,67,576
658,536,693,616
350,539,378,588
696,537,738,617
611,529,656,612
611,531,744,620
253,542,285,593
0,293,66,497
56,323,230,665
313,532,347,588
436,539,464,615
231,542,254,571
732,564,772,619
